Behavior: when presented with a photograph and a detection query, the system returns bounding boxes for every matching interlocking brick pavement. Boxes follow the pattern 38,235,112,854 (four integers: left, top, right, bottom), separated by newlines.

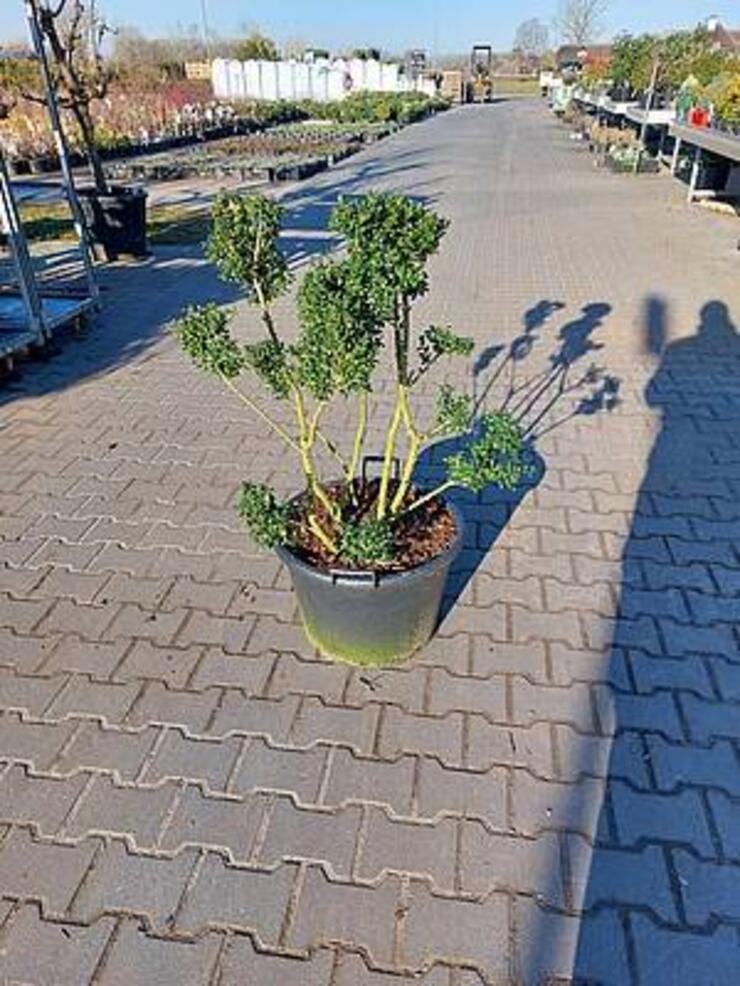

1,100,740,983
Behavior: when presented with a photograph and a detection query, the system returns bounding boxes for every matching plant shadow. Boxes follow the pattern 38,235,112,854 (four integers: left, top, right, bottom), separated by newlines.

417,298,622,622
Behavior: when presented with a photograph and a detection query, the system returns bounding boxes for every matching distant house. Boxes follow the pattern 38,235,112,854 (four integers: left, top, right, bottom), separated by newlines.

555,44,612,71
705,15,740,51
0,46,34,62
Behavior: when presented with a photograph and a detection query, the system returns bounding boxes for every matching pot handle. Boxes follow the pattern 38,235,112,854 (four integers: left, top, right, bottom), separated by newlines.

328,567,382,587
362,455,400,484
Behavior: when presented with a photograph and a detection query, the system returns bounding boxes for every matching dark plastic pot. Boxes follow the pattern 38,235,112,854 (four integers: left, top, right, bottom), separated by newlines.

78,184,147,261
276,501,464,665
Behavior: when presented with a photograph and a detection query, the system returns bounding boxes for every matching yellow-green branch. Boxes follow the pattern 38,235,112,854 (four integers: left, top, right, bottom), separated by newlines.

221,376,299,453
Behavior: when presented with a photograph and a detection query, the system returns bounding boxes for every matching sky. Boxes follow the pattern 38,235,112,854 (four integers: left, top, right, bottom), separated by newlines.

1,0,737,53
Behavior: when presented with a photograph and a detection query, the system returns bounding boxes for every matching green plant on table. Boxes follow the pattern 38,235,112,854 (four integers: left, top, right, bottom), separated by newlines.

174,191,530,568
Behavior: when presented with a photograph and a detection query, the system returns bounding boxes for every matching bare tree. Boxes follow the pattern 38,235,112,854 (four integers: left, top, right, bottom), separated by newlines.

513,18,550,57
26,0,112,192
555,0,608,46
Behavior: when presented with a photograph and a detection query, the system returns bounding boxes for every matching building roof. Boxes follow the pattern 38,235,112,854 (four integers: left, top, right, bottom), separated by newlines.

706,18,739,50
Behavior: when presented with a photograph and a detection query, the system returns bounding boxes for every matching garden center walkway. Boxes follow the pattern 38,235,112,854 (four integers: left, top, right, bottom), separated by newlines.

1,100,740,985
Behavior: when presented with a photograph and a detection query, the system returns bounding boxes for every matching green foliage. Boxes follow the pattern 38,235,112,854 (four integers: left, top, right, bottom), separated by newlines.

435,385,472,436
298,91,442,125
206,193,289,305
707,72,740,126
243,340,292,398
611,27,737,94
234,32,279,62
296,260,383,400
339,518,395,566
417,325,474,374
331,193,448,314
445,412,529,493
173,303,243,378
237,483,293,547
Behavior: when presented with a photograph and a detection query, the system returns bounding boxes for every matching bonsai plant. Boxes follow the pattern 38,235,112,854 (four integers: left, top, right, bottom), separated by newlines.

26,0,147,259
174,192,531,664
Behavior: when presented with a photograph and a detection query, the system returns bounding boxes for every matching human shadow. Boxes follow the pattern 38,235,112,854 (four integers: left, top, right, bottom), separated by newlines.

418,300,621,622
519,299,740,983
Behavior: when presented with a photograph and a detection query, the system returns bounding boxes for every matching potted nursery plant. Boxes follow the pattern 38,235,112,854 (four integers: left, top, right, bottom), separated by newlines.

28,0,147,260
175,192,531,664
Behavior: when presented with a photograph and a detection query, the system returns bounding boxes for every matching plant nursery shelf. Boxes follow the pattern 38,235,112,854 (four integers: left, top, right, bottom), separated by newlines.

669,123,740,165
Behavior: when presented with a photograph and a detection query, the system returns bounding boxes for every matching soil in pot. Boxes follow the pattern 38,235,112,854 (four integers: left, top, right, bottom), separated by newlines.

276,480,462,666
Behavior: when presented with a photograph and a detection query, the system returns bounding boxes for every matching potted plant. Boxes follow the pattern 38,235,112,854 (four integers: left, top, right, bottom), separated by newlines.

174,193,531,664
28,0,147,260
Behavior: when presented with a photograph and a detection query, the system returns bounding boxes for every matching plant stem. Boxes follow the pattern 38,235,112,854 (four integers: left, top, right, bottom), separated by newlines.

390,432,422,514
376,385,406,520
316,429,349,473
347,392,368,487
294,390,340,522
220,376,299,452
253,280,280,345
308,513,338,554
390,392,424,514
403,480,456,516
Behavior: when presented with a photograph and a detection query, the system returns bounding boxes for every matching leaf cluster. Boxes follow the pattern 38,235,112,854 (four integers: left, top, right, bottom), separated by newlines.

445,412,530,493
295,259,383,400
206,193,290,305
417,325,474,378
339,518,395,566
173,303,243,378
237,483,294,548
330,193,448,313
434,385,472,436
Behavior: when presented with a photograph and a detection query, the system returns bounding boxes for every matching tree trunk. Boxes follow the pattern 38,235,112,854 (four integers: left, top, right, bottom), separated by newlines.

73,101,108,194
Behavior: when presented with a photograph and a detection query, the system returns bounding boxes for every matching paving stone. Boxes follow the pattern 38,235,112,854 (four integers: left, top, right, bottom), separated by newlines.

358,807,457,890
511,678,595,732
219,935,335,986
96,573,174,608
112,639,203,689
402,881,509,978
0,711,77,770
188,647,271,693
209,693,300,743
97,918,223,986
0,826,98,914
64,773,177,846
679,694,740,743
267,652,349,702
53,721,159,781
629,651,714,697
0,628,59,675
42,637,130,679
176,853,295,942
674,851,740,925
467,718,554,775
71,839,197,928
290,698,379,755
511,771,609,841
46,676,140,725
707,791,740,861
159,785,263,859
416,759,507,827
143,728,242,790
125,681,220,734
0,905,115,986
332,952,449,985
470,638,547,682
611,779,716,855
289,867,398,967
646,734,740,795
176,610,254,653
259,798,362,879
229,736,326,803
0,595,52,634
459,823,563,903
567,835,677,922
345,666,426,714
379,706,463,766
512,897,630,986
593,686,683,739
427,669,506,720
630,913,740,985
